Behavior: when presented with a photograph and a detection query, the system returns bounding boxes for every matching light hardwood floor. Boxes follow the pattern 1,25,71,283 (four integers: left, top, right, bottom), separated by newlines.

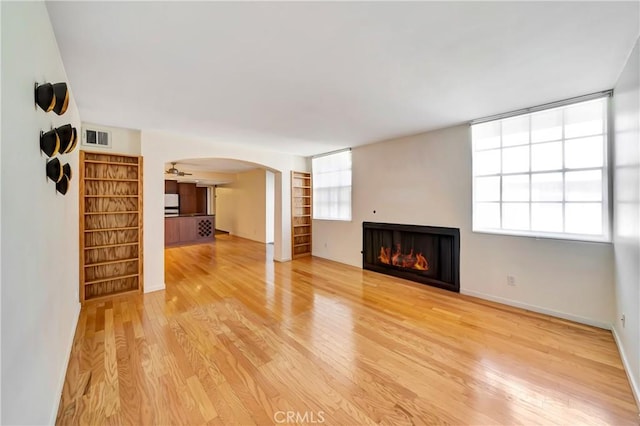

57,235,638,425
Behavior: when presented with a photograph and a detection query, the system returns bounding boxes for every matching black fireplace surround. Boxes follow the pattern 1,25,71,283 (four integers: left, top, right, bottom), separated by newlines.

362,222,460,292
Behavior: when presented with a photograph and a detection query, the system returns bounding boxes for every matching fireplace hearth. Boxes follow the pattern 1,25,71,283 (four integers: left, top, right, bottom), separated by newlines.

363,222,460,292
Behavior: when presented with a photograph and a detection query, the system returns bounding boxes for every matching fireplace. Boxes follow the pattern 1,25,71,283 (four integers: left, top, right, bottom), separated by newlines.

362,222,460,292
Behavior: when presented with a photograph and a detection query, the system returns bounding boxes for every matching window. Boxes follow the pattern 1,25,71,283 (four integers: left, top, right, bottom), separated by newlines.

312,149,352,221
472,95,610,242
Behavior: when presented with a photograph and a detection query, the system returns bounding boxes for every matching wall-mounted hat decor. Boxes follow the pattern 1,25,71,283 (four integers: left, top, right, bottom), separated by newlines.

56,175,69,195
56,124,74,153
40,129,60,157
35,83,55,112
34,82,69,115
39,125,78,157
46,158,63,183
64,128,78,154
62,163,72,181
52,83,69,115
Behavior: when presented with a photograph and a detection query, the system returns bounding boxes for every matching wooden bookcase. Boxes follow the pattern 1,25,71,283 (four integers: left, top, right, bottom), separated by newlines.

291,171,312,258
79,151,143,303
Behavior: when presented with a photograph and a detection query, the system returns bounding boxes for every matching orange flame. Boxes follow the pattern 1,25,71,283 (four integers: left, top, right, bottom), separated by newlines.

378,244,429,271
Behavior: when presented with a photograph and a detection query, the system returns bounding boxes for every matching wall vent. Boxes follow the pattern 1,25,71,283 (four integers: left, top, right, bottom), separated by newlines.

82,128,111,148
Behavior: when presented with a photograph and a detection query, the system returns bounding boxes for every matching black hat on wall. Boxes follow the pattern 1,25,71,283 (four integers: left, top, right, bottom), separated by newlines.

56,175,69,195
40,129,60,157
34,82,69,115
56,124,74,153
63,128,78,154
52,83,69,115
35,83,55,113
46,158,63,183
62,163,72,181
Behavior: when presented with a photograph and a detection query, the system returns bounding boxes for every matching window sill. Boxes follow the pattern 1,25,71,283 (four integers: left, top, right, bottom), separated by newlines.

472,228,612,244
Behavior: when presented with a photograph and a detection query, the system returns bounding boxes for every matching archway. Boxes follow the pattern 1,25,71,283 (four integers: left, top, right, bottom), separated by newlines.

141,130,298,293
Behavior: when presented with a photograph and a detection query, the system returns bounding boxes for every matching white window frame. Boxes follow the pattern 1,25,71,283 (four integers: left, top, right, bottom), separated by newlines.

471,92,612,243
312,148,352,221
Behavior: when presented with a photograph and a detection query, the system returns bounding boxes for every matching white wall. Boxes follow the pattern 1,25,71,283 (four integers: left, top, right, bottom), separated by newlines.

1,2,81,424
313,124,614,327
80,122,141,155
141,130,305,292
612,37,640,402
266,170,275,244
216,169,268,243
215,186,234,232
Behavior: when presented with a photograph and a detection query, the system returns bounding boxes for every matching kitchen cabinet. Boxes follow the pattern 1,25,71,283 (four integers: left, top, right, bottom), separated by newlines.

196,186,207,214
165,179,178,194
165,215,215,247
178,182,197,214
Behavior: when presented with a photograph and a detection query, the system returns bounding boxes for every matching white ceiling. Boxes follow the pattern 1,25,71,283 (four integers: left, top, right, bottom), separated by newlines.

166,158,258,173
47,2,639,157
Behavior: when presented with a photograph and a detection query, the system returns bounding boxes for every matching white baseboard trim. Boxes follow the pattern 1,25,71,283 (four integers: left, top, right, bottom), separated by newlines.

460,289,611,330
145,283,166,293
611,326,640,410
50,301,81,424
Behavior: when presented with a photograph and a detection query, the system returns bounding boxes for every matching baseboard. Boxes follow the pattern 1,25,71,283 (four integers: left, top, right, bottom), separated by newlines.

49,301,81,424
611,326,640,410
460,289,611,329
145,283,166,293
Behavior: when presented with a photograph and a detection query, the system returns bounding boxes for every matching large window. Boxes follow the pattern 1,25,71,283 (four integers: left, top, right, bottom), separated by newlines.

312,149,352,221
472,95,610,242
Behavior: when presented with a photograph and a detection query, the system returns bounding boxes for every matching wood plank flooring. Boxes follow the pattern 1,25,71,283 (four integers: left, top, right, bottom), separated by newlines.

57,235,638,425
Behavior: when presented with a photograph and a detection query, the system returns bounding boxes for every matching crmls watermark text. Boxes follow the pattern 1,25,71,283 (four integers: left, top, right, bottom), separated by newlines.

273,411,326,424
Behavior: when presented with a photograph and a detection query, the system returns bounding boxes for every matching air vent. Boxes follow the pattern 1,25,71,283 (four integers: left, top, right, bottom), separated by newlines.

82,128,111,148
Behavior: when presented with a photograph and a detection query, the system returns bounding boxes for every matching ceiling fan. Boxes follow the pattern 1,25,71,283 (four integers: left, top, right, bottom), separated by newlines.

165,162,192,176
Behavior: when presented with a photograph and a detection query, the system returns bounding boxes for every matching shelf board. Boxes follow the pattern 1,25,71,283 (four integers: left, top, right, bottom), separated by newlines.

293,224,311,228
85,258,139,267
85,273,139,286
85,242,139,250
85,178,139,182
294,233,312,237
294,185,311,189
84,160,139,166
84,288,140,303
84,195,139,198
84,226,139,233
85,211,139,215
293,242,312,247
294,214,312,217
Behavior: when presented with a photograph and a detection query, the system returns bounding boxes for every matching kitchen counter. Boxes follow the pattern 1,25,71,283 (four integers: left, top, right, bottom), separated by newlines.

165,214,215,247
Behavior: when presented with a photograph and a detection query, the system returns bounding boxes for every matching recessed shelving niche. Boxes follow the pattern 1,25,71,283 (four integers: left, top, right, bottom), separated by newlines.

80,151,143,302
291,171,312,258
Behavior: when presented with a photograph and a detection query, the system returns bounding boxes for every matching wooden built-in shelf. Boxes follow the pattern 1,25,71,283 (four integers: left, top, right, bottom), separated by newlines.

84,178,139,182
84,211,139,215
85,257,139,267
85,242,139,250
85,195,139,198
84,273,139,286
84,226,139,233
291,171,312,259
80,151,143,303
84,160,139,166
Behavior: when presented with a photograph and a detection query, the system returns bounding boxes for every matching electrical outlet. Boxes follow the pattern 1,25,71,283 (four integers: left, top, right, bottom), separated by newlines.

507,275,516,286
621,314,626,328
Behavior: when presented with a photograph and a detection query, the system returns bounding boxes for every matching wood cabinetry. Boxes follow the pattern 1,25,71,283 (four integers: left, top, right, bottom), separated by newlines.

291,171,312,258
196,186,207,214
165,179,178,194
79,151,143,303
165,215,215,246
178,182,197,215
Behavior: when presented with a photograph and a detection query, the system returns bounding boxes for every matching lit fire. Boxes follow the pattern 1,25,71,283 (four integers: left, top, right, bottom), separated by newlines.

378,243,429,271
